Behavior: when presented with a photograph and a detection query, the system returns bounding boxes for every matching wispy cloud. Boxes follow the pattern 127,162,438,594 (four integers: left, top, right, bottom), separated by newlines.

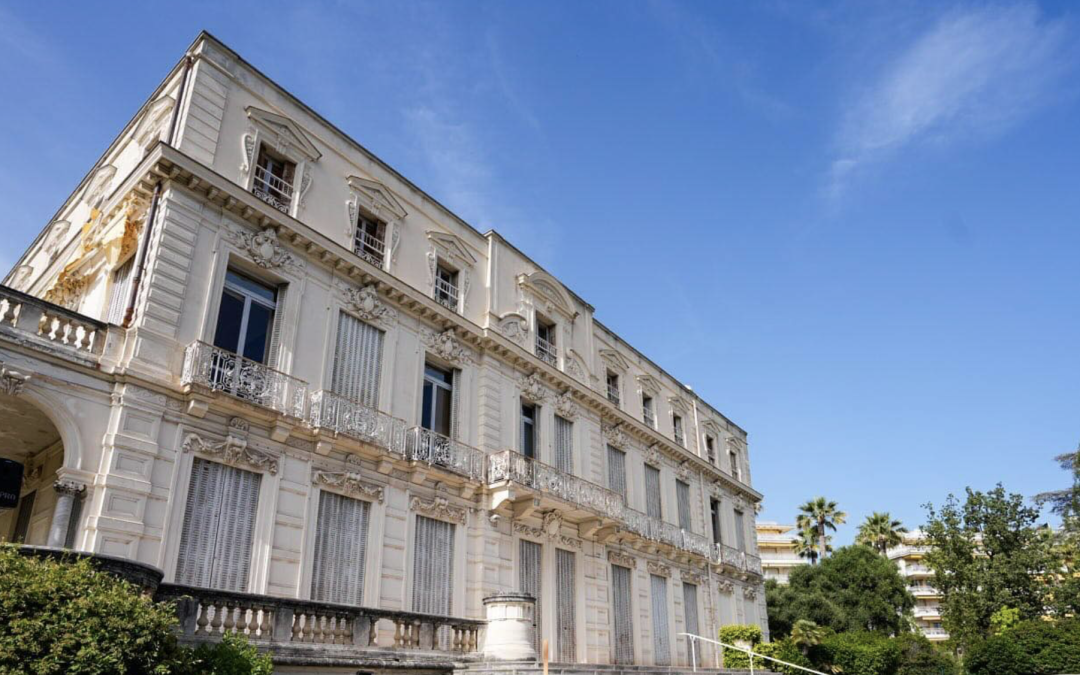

829,4,1074,199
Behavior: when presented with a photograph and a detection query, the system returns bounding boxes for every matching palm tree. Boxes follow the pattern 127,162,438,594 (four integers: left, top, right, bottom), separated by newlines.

855,512,908,555
794,525,827,564
796,497,846,562
790,620,825,656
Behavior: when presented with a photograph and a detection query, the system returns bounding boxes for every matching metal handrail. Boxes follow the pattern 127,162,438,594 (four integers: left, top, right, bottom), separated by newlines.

680,632,829,675
434,276,459,309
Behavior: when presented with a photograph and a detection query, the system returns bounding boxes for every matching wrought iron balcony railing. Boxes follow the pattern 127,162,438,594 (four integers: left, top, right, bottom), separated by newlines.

405,427,486,482
487,450,625,522
434,277,459,311
353,229,387,268
606,384,620,407
308,390,407,454
181,341,307,418
535,336,557,366
252,164,294,213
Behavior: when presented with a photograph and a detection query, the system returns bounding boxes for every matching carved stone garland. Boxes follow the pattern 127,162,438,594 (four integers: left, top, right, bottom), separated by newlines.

340,283,397,328
607,549,637,569
681,569,706,586
554,390,580,420
498,313,529,347
420,328,472,366
518,372,551,404
182,432,279,475
602,424,630,450
314,470,385,503
717,579,735,594
411,495,467,525
743,585,759,600
224,226,301,271
647,561,671,577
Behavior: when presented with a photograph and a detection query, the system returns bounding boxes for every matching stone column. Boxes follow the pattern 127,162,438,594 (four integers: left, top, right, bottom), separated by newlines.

482,592,538,662
47,479,86,548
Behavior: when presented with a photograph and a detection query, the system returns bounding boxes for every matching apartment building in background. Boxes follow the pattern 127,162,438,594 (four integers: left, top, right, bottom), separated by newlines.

0,32,767,672
755,522,809,585
888,530,947,642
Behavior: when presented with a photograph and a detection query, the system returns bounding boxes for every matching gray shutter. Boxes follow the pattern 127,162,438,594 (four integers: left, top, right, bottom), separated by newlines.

449,369,461,441
683,582,700,639
556,549,576,662
611,564,634,664
266,286,285,369
332,312,384,408
519,539,543,653
734,510,746,551
651,573,671,665
676,480,692,531
176,458,223,588
645,464,662,519
607,446,627,498
105,257,135,324
412,515,454,615
554,416,573,474
311,490,371,605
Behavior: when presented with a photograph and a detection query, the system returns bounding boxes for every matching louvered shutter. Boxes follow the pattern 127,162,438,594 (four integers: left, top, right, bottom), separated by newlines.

611,564,634,664
266,286,285,369
554,416,573,474
176,458,224,587
676,480,692,531
105,257,135,324
645,464,662,519
412,515,454,615
682,582,700,639
556,549,576,662
651,574,671,665
607,446,627,498
734,510,746,551
519,539,543,653
449,369,460,441
311,490,371,605
332,312,384,408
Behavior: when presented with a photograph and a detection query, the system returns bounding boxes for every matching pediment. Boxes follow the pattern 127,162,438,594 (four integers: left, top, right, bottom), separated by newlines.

348,176,407,221
668,395,690,415
701,419,724,438
599,348,630,373
427,231,477,267
636,373,661,395
133,95,175,149
518,271,576,318
246,106,321,161
83,165,117,208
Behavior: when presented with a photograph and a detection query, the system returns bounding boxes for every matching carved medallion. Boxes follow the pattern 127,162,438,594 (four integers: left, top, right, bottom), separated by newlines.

420,328,472,366
225,226,300,271
341,283,397,327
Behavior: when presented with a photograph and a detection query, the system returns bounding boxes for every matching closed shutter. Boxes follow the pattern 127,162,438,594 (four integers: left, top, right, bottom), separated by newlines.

611,564,634,664
176,458,261,592
412,515,454,615
519,539,543,653
311,490,371,605
645,464,662,519
651,574,671,665
554,416,573,474
683,582,700,638
734,510,746,551
607,446,627,498
676,480,692,531
556,549,576,662
266,286,286,369
449,369,461,441
105,257,135,324
332,312,384,408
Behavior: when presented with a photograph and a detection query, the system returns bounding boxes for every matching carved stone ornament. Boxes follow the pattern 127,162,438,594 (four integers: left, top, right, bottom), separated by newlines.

240,127,257,178
225,226,300,271
710,481,725,499
182,432,279,475
743,585,759,600
420,328,472,366
43,269,88,310
717,579,735,594
341,283,397,327
647,561,671,577
681,569,706,586
11,265,33,291
298,164,313,209
643,444,662,468
43,221,71,261
733,495,749,513
0,366,31,396
314,471,385,503
514,521,545,540
411,495,467,524
53,479,87,497
558,535,583,550
518,372,550,404
543,511,563,536
607,549,636,569
675,461,692,482
554,390,580,420
602,424,630,450
498,313,529,347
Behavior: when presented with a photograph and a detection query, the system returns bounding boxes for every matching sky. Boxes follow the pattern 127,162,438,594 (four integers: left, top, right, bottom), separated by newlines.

1,1,1078,544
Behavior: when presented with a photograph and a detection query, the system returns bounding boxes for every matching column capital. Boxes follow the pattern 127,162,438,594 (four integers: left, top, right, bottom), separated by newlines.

0,364,31,396
53,479,87,496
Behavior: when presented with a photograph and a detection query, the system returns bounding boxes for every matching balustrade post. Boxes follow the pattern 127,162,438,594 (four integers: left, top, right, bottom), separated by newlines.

273,604,295,643
174,595,200,638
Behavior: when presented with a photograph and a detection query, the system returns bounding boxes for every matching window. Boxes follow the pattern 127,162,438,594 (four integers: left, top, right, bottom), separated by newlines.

733,509,746,551
607,445,627,498
611,563,634,664
672,414,684,446
520,539,543,653
682,582,700,639
421,364,454,437
650,574,671,665
521,402,538,460
676,480,692,531
642,394,655,428
729,449,740,480
331,312,384,408
311,490,371,605
252,144,296,213
213,270,278,365
175,458,261,592
705,436,716,465
644,464,662,519
353,215,387,268
556,549,577,662
412,515,455,617
105,257,135,325
710,498,722,545
554,415,573,473
535,317,557,366
434,264,459,311
606,371,620,407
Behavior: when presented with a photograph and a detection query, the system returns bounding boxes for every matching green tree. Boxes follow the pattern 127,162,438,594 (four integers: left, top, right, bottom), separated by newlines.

856,512,908,556
790,619,826,656
797,497,847,562
795,525,828,564
765,545,914,638
922,485,1055,652
1035,443,1080,617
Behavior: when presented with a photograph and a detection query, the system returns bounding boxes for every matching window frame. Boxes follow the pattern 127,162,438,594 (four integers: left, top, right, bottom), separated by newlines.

421,362,455,438
213,268,279,364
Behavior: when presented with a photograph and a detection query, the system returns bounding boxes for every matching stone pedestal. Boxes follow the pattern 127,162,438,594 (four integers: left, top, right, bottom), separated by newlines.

482,592,537,662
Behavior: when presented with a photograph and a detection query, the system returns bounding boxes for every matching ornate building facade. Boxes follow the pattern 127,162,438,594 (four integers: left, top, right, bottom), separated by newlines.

0,33,766,671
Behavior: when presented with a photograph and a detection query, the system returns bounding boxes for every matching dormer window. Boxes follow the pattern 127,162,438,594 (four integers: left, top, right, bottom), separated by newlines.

606,371,621,407
642,394,656,429
252,145,296,213
673,414,685,447
729,449,740,480
434,264,459,310
354,214,387,267
535,316,557,366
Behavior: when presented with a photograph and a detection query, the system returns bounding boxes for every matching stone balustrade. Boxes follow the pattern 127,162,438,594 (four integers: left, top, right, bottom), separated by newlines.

0,285,108,360
181,340,308,418
308,389,407,454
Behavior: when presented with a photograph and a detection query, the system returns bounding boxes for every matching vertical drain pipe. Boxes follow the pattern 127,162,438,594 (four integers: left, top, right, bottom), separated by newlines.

122,55,193,328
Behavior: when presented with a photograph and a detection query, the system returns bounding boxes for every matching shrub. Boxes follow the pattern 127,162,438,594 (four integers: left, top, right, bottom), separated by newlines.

753,638,815,675
893,633,957,675
965,619,1080,675
718,624,763,669
182,633,274,675
811,631,902,675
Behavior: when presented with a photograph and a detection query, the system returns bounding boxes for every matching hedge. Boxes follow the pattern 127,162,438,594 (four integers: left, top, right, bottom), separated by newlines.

965,619,1080,675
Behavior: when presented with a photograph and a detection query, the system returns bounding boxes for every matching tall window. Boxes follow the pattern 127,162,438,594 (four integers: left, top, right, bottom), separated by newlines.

213,270,278,365
650,574,671,665
310,491,371,605
611,564,634,664
421,364,454,437
11,490,36,543
672,414,684,447
729,449,740,480
105,257,135,325
535,317,557,366
705,436,716,465
733,509,746,551
683,582,700,639
353,215,387,267
331,312,384,407
554,415,573,473
556,549,577,662
644,464,662,519
676,480,692,531
434,265,459,311
175,458,261,592
252,145,296,213
519,539,543,652
412,516,455,617
606,371,620,407
607,445,627,498
642,394,656,428
520,402,538,459
710,498,722,545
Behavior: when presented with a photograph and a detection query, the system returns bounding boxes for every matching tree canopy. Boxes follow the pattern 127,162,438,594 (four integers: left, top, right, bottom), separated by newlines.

856,512,908,555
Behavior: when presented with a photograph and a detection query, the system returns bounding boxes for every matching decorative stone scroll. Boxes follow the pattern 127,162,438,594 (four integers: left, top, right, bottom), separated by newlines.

498,313,529,347
0,365,31,396
717,579,735,594
554,390,580,420
513,521,545,540
675,461,692,482
743,585,759,600
420,328,472,366
643,443,662,468
411,495,467,525
181,432,279,475
607,549,636,569
224,226,301,272
339,283,397,328
681,569,706,586
314,471,385,503
647,561,671,577
602,424,630,450
518,372,550,404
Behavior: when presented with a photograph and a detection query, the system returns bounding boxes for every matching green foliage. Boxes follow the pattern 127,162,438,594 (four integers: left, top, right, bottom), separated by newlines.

811,632,902,675
892,633,957,675
989,606,1020,635
1036,446,1080,618
922,485,1056,651
797,497,847,562
753,638,815,675
965,619,1080,675
718,624,762,669
765,545,914,638
856,512,908,556
181,633,274,675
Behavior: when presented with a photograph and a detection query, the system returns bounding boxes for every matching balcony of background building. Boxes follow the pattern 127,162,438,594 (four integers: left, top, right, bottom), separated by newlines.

910,586,942,598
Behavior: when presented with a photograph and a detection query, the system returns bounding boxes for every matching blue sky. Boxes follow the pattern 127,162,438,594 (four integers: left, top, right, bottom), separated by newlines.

2,1,1078,543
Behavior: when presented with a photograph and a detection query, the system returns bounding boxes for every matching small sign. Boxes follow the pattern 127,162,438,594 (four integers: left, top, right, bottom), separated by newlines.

0,459,24,509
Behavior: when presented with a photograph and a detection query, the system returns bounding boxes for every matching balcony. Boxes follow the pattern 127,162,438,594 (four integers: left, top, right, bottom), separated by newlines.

434,276,459,311
405,427,486,483
910,586,942,598
181,341,307,418
0,285,110,364
921,628,949,639
904,563,933,576
308,390,406,454
353,229,386,268
913,606,942,618
251,164,294,213
535,335,557,367
714,544,761,576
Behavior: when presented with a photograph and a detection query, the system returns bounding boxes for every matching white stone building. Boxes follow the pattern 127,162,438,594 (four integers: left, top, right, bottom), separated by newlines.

755,522,808,585
0,32,766,671
888,530,947,642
